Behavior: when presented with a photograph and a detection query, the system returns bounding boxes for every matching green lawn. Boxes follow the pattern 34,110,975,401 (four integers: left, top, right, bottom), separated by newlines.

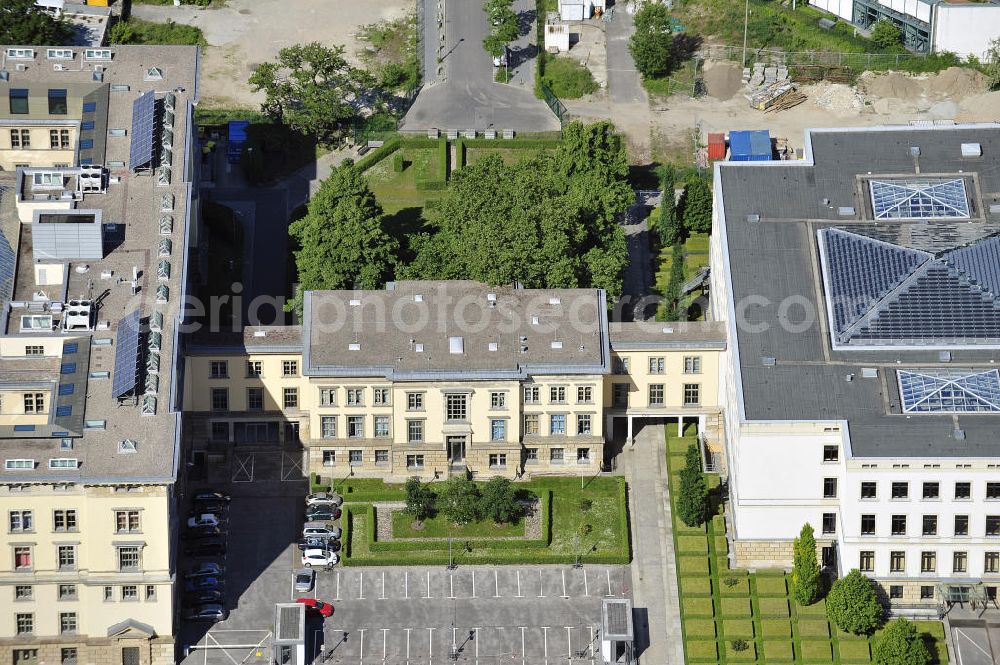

365,146,447,214
117,18,207,46
540,55,599,99
391,509,525,539
667,427,950,665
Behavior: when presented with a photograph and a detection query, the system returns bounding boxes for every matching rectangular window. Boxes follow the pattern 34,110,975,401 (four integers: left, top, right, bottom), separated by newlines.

342,388,361,405
683,383,701,406
321,416,337,439
860,481,877,499
647,357,665,374
322,450,336,467
954,551,968,573
987,552,1000,574
16,613,33,635
407,420,424,443
347,416,364,439
283,387,298,409
550,448,564,464
24,393,45,413
282,360,298,376
374,415,390,438
823,445,839,462
247,388,264,411
988,483,1000,500
955,515,969,536
523,414,539,436
891,482,908,499
58,584,76,600
211,422,229,442
525,448,538,464
822,512,836,535
246,361,262,377
211,388,229,411
60,129,70,148
59,612,76,634
920,551,936,573
988,516,1000,536
14,546,32,570
490,419,506,442
919,586,934,600
209,360,228,378
576,386,593,403
922,482,940,499
407,392,424,410
61,648,77,665
891,514,907,536
103,586,113,601
373,388,390,405
550,386,566,403
890,551,905,573
375,450,389,465
406,454,424,469
118,546,140,571
489,453,507,469
318,388,336,406
861,514,875,535
550,414,566,435
859,550,874,572
577,414,592,436
612,383,629,408
146,585,156,601
922,515,938,536
25,345,44,356
613,357,630,374
490,392,506,409
9,89,29,114
349,450,362,465
9,510,33,532
48,89,68,115
889,585,903,599
15,585,32,600
823,477,838,498
683,356,702,374
53,510,77,531
115,510,140,533
50,129,60,149
576,448,591,463
523,386,540,403
956,482,972,500
446,394,468,421
648,384,664,406
121,585,138,601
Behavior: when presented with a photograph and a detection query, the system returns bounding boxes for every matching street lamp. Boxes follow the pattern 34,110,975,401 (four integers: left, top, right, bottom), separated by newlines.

741,0,750,68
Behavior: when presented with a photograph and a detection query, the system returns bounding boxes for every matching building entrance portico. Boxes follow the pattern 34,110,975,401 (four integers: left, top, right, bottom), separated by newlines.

606,413,706,447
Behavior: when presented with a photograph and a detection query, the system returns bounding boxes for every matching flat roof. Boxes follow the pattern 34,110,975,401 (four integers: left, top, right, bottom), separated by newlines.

717,124,1000,458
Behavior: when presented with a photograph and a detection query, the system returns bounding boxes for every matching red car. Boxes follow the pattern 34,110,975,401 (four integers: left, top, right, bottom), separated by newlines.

295,598,334,618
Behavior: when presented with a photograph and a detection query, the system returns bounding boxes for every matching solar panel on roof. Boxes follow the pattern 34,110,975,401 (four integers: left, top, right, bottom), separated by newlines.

899,369,1000,413
129,91,156,171
112,309,141,398
870,179,971,220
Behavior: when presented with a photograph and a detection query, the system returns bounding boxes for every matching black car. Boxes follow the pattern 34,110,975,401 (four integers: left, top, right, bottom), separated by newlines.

182,527,223,541
192,501,227,514
193,491,231,503
183,590,223,608
304,507,342,521
184,540,227,557
297,538,341,552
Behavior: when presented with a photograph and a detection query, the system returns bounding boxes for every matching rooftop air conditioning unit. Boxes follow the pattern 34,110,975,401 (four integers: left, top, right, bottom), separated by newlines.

53,64,66,71
62,300,93,331
15,63,27,71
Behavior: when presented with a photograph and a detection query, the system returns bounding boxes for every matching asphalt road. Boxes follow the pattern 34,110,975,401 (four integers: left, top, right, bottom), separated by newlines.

605,8,648,105
402,0,559,132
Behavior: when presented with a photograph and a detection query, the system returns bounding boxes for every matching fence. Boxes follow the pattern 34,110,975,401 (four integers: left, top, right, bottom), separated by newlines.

539,82,568,127
698,44,924,71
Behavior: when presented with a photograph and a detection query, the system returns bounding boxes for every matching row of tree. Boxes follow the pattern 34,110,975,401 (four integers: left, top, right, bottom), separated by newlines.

628,2,675,80
656,165,712,249
404,476,524,526
483,0,518,58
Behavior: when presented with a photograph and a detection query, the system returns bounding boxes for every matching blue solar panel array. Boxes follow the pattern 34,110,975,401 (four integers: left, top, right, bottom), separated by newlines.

129,91,156,170
870,179,971,220
112,309,142,398
944,235,1000,298
820,229,930,339
899,369,1000,413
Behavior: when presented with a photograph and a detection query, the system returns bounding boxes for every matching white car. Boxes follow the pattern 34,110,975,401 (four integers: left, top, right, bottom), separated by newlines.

301,549,339,569
305,492,343,507
187,514,220,529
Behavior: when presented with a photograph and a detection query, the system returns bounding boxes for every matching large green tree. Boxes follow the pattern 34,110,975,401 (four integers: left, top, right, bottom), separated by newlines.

439,476,482,525
682,177,713,234
873,618,931,665
287,159,398,311
677,443,709,526
629,2,674,79
0,0,73,45
826,570,884,636
657,165,681,247
791,523,821,605
249,42,379,146
403,477,437,523
479,477,523,524
402,122,631,301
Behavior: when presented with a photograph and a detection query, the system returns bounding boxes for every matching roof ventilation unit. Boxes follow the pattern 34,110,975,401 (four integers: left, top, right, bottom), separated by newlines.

939,351,952,362
144,373,159,395
157,165,171,186
910,146,921,156
118,439,137,453
148,332,162,351
551,340,563,349
548,297,561,305
159,215,173,235
861,367,879,378
961,143,982,158
348,342,361,351
349,298,361,307
488,342,498,351
761,356,776,366
837,206,855,216
62,300,93,331
448,336,464,354
746,214,760,223
414,294,423,302
414,343,424,353
156,260,171,281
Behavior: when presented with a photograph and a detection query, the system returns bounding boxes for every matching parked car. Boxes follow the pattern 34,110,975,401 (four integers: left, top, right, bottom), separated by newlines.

184,540,227,557
182,590,223,607
183,604,229,622
187,514,221,529
297,537,337,551
302,523,342,540
293,568,315,593
304,507,341,522
301,549,339,569
185,576,222,593
193,491,230,504
185,562,225,579
192,501,227,514
296,597,334,618
182,527,223,541
305,492,343,507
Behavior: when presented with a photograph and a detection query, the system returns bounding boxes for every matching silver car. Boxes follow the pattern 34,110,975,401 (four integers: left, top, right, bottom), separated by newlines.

305,492,343,507
302,522,342,540
293,568,315,593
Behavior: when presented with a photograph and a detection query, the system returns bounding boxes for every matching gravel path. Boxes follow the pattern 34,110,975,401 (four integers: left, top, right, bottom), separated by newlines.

373,499,541,542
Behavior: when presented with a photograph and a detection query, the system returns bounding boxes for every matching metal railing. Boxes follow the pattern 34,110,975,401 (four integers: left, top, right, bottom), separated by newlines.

698,44,924,71
539,82,568,127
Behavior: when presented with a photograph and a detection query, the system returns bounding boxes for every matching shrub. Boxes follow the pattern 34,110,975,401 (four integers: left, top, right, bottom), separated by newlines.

403,477,436,522
438,137,449,180
826,569,884,635
677,444,709,526
730,639,749,652
792,523,821,605
540,57,599,99
479,476,523,524
579,523,593,536
682,177,712,234
629,2,674,79
392,152,405,172
579,498,593,511
873,618,930,665
439,476,482,525
870,19,902,50
658,165,681,246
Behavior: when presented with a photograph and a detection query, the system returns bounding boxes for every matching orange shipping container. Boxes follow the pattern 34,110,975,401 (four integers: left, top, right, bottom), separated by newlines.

707,133,726,161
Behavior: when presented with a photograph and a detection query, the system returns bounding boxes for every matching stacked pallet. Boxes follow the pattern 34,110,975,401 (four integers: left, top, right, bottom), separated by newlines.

743,62,804,112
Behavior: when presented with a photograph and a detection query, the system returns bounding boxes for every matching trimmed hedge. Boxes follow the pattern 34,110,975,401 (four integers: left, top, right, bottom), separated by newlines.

438,137,449,181
455,139,466,169
462,138,563,150
356,139,402,172
310,472,330,493
392,152,404,172
415,179,447,191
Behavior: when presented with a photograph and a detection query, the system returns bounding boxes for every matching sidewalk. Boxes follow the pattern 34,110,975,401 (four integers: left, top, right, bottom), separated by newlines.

623,424,685,664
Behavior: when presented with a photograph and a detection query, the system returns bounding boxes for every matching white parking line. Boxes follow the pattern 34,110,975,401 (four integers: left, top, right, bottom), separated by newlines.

449,573,455,599
582,568,589,596
473,628,479,659
589,626,595,658
380,571,386,600
565,627,572,659
335,571,340,600
359,628,365,662
542,626,549,663
452,626,457,651
538,569,545,597
381,628,387,660
358,572,364,600
404,571,409,599
520,627,526,665
494,569,500,597
428,627,434,665
471,571,476,598
424,571,432,599
516,570,522,597
405,628,411,662
605,569,612,596
561,569,568,598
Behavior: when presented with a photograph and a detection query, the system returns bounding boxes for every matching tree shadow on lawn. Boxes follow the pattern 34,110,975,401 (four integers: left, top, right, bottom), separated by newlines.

383,206,427,263
669,33,704,70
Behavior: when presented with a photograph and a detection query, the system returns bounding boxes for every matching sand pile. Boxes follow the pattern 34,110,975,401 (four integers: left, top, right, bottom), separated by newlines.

810,82,865,112
702,60,743,101
926,66,988,98
858,71,923,100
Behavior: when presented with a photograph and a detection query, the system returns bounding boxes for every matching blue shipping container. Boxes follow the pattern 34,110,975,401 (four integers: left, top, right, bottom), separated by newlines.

728,130,772,161
227,120,249,164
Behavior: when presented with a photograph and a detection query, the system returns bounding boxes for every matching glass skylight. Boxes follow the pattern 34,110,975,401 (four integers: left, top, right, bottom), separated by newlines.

870,179,970,220
898,369,1000,413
